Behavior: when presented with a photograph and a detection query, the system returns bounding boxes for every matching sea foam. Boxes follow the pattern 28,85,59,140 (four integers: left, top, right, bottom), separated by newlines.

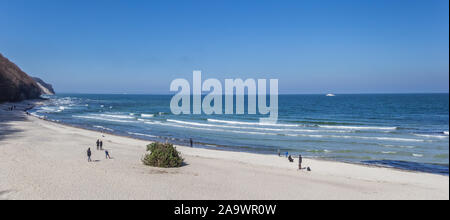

93,125,114,132
73,115,135,123
99,114,135,119
318,125,398,131
127,132,157,138
414,134,449,139
207,119,300,127
167,119,351,134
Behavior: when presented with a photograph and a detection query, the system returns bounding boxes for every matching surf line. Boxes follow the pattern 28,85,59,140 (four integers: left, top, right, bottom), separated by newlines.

170,71,279,124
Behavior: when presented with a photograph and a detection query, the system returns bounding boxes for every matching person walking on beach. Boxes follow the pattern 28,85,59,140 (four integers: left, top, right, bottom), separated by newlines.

105,150,111,159
87,148,92,162
298,154,303,170
100,140,103,150
277,148,281,157
96,139,100,150
190,138,193,148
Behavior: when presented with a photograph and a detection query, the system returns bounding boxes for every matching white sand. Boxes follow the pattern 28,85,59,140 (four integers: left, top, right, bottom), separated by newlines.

0,101,448,200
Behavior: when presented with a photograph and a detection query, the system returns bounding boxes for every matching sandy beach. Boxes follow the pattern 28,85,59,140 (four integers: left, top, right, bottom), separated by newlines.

0,101,448,200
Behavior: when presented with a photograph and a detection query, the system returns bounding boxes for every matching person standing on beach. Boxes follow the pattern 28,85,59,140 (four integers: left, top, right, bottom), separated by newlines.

298,154,303,170
100,140,103,150
277,149,281,157
105,150,111,159
96,139,100,150
87,148,92,162
190,138,193,148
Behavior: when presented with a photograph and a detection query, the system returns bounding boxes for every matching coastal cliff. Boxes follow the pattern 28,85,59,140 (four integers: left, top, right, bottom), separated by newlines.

32,77,55,95
0,53,51,102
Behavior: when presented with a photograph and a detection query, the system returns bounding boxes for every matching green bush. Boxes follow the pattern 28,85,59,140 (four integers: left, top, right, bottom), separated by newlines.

142,142,183,168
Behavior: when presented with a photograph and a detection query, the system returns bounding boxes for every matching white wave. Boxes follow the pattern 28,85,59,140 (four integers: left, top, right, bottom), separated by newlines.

144,121,277,136
286,134,325,138
360,136,425,142
443,131,449,135
93,125,114,132
127,132,157,138
383,144,416,149
37,106,62,113
353,136,425,142
129,113,135,116
100,105,104,108
287,134,425,142
167,119,351,134
143,119,427,142
220,129,277,136
414,134,449,139
168,119,217,127
30,112,46,119
98,114,135,119
412,154,423,157
381,151,396,154
399,145,416,149
51,97,77,106
141,114,155,118
319,125,397,130
207,119,300,127
72,115,135,123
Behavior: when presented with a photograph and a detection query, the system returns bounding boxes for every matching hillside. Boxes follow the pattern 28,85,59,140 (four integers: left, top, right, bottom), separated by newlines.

0,53,42,102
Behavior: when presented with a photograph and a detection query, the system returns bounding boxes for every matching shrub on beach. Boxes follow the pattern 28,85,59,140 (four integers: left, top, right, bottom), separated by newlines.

142,142,183,168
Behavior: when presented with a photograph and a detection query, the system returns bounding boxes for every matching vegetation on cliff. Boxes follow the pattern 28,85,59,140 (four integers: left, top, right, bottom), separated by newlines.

0,53,51,102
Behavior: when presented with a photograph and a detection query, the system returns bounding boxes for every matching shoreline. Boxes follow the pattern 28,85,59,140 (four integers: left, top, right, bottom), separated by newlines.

26,117,450,176
25,100,449,176
0,100,448,199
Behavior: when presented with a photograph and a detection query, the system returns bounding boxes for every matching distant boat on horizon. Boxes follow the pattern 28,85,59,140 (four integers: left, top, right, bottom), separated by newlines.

326,93,336,97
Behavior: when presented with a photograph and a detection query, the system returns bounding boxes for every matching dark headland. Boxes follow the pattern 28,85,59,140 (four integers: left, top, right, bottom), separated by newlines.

0,53,54,103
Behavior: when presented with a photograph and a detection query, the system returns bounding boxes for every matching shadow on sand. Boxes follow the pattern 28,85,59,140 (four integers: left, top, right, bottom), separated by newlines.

0,108,28,141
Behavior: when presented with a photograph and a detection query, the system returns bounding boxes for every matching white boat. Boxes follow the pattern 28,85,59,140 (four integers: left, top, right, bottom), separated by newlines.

326,93,336,97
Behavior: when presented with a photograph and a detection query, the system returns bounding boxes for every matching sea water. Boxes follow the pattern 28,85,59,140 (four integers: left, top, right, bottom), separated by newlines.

30,94,449,174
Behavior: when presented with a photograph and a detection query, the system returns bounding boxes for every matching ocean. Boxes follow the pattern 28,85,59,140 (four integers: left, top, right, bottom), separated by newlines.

30,94,449,175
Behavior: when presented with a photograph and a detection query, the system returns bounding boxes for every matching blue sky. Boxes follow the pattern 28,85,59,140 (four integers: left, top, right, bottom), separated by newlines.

0,0,448,94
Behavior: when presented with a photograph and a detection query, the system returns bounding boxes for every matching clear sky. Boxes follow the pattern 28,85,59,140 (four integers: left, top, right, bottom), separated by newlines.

0,0,448,94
